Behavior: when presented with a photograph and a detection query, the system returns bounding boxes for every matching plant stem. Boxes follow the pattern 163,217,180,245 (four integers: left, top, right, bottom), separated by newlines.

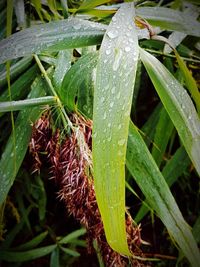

34,54,73,130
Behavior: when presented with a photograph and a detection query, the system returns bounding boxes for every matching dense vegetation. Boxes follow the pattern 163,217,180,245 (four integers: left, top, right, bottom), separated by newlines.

0,0,200,266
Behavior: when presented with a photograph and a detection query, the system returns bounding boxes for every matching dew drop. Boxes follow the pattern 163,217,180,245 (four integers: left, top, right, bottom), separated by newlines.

111,87,116,94
103,112,107,119
100,97,105,103
108,123,111,128
110,102,114,108
116,92,121,99
11,152,14,157
125,46,131,52
118,124,122,130
106,49,111,55
112,17,117,22
118,139,126,146
107,30,118,39
113,49,122,71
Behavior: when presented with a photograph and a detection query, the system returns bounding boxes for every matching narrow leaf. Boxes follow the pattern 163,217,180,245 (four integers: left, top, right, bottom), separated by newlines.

0,245,57,262
93,3,139,255
0,96,56,112
53,50,72,92
78,0,111,10
50,247,60,267
174,50,200,114
0,73,49,205
0,18,107,64
126,121,200,267
140,48,200,176
59,228,86,244
136,7,200,37
11,231,48,251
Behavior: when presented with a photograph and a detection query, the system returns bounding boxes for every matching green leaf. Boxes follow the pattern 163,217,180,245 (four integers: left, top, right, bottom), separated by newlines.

0,65,39,102
126,121,200,267
50,247,60,267
60,52,98,112
174,50,200,114
0,96,56,112
92,3,139,255
136,7,200,37
151,107,174,167
134,146,190,223
59,228,86,244
0,245,57,262
60,246,80,257
53,50,72,92
0,56,32,88
11,231,48,251
0,73,49,205
140,48,200,176
78,0,111,10
0,18,107,64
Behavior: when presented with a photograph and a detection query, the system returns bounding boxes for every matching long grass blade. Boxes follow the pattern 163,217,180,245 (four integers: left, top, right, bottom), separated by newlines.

136,7,200,37
126,121,200,267
140,48,200,176
92,3,139,255
0,96,56,112
0,74,49,205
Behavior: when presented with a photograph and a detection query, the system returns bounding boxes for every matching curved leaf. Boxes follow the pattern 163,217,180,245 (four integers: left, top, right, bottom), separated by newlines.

0,18,107,64
60,52,98,112
92,3,139,255
140,48,200,176
136,7,200,37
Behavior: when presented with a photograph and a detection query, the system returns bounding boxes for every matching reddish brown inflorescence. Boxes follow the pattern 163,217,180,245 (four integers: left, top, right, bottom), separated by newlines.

30,111,149,267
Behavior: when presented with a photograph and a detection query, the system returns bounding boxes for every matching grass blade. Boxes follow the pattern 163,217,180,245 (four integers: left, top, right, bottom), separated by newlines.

0,96,56,112
126,121,200,267
136,7,200,37
140,48,200,176
0,74,49,205
0,18,106,64
92,3,139,255
11,231,48,251
59,228,86,245
0,245,57,262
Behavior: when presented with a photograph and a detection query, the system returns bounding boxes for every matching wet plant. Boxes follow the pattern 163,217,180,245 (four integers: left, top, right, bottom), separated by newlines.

0,0,200,266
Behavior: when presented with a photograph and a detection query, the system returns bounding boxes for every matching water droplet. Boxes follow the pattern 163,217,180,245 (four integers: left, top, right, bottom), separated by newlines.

107,30,118,39
106,49,111,55
116,92,121,99
107,136,112,142
118,139,126,146
113,49,122,71
125,46,131,52
100,97,105,103
11,153,14,157
129,38,134,43
103,112,107,119
108,123,111,128
93,132,97,139
112,17,117,22
110,102,114,108
111,87,116,94
118,124,122,130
